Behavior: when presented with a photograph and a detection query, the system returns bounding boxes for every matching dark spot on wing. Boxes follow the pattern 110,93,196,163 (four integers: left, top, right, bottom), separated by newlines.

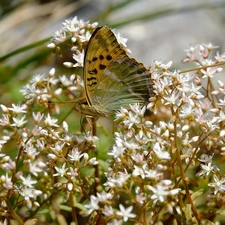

88,68,98,74
99,55,104,60
99,64,106,70
106,55,112,61
87,77,97,87
92,57,97,62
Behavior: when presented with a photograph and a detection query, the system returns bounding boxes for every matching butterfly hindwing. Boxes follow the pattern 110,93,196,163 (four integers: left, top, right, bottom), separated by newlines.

95,57,153,111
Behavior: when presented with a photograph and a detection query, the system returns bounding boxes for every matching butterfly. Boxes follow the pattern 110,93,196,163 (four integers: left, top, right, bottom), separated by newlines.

82,26,154,117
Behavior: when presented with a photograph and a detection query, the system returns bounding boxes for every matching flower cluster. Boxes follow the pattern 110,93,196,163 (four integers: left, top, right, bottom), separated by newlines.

1,16,225,225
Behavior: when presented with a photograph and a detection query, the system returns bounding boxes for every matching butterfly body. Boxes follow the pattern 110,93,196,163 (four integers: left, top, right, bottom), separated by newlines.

83,26,154,117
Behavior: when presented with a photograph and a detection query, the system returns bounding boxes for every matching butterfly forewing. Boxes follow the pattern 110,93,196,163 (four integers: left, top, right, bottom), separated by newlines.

83,26,154,115
84,27,126,104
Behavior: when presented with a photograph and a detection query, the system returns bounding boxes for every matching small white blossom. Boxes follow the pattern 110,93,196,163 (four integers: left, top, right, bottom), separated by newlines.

8,103,27,114
208,175,225,194
115,32,128,47
29,160,46,177
84,195,99,215
104,171,130,188
196,162,214,177
32,112,44,123
149,180,180,204
102,205,114,216
153,143,171,160
116,204,136,222
0,114,10,126
0,104,9,113
1,173,13,189
18,186,42,201
67,167,79,179
50,142,65,153
11,116,27,127
201,67,217,78
53,163,68,177
79,31,91,42
44,114,59,127
72,50,84,67
68,148,84,162
202,43,219,50
20,174,37,188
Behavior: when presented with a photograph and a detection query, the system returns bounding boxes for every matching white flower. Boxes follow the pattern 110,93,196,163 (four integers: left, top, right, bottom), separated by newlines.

108,143,125,160
18,186,42,201
198,154,213,163
20,174,37,188
72,50,84,67
115,32,128,47
8,103,27,114
68,148,84,162
115,107,129,119
196,162,214,177
50,142,65,153
32,112,44,123
84,195,99,215
0,114,10,126
208,175,225,194
202,43,219,50
29,160,46,177
79,31,91,42
44,114,59,127
64,16,87,33
123,111,140,129
1,173,13,189
201,67,217,78
24,141,39,158
153,143,171,160
47,42,56,48
102,205,114,216
164,91,181,106
53,163,68,177
104,170,130,188
11,116,27,127
149,180,180,204
59,75,74,86
67,167,78,179
97,191,113,202
116,204,136,222
53,30,67,43
0,104,8,113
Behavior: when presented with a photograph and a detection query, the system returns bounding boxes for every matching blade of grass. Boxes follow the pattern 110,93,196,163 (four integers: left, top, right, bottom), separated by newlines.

0,37,50,63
